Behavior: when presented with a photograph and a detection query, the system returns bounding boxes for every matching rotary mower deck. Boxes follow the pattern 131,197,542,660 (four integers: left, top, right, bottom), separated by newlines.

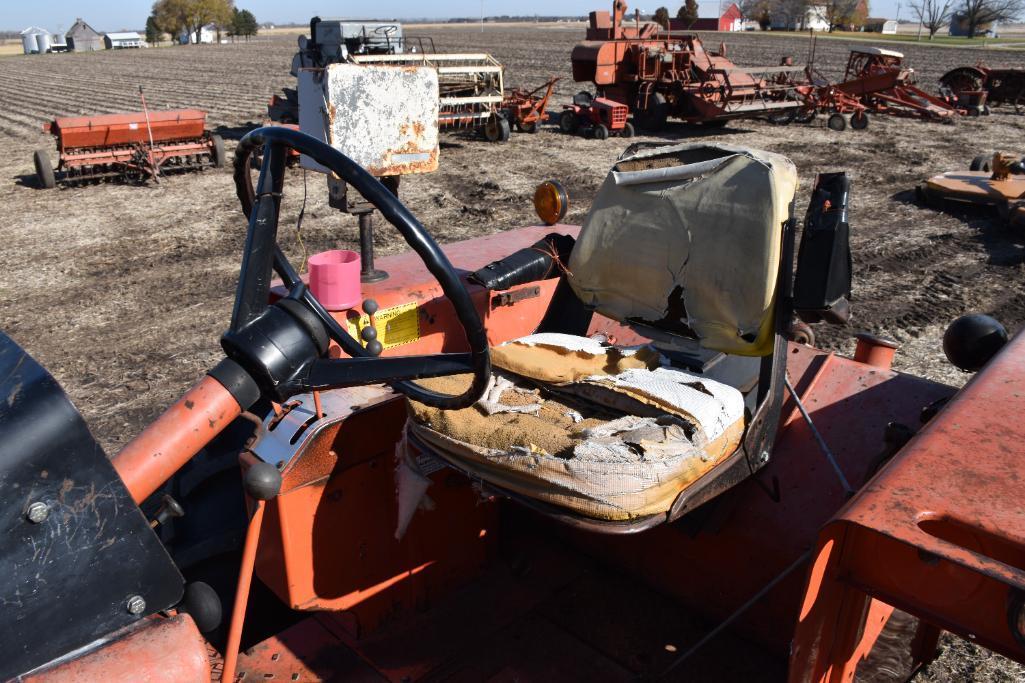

34,109,224,188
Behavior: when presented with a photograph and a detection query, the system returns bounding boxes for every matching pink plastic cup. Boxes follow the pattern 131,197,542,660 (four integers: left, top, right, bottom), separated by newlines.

308,250,361,311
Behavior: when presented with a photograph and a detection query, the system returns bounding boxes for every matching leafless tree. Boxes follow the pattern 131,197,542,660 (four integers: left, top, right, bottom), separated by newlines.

775,0,812,29
959,0,1025,36
910,0,953,38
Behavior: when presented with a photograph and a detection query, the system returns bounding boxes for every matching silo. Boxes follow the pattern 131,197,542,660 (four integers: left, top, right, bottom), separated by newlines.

21,32,37,54
35,33,52,54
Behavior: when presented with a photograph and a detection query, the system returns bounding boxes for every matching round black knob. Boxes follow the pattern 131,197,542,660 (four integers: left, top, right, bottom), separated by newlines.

361,325,378,342
363,299,379,316
179,582,222,634
943,314,1007,372
243,461,282,500
366,339,383,357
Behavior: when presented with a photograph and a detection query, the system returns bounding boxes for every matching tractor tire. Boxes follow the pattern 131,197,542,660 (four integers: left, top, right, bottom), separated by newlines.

795,109,817,124
520,120,538,134
939,67,986,102
621,121,635,138
768,108,797,126
33,149,55,189
210,135,225,168
970,154,992,173
636,92,669,132
850,111,869,130
559,110,579,134
827,113,847,132
484,113,511,143
593,124,609,140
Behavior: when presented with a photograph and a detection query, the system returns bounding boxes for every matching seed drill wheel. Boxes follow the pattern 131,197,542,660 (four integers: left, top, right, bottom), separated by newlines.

33,149,55,189
211,135,225,168
768,108,797,125
795,109,817,124
520,120,538,134
970,154,992,172
850,111,869,130
484,113,511,143
593,124,609,140
559,110,579,134
827,113,847,132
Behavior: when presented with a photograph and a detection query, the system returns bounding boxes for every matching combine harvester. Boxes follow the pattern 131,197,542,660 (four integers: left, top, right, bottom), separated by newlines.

34,109,224,188
571,0,806,130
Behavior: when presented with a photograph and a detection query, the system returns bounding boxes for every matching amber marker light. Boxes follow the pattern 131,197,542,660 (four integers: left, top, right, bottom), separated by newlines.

533,179,569,226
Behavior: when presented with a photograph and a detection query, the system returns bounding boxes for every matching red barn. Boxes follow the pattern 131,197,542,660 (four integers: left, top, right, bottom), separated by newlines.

669,3,744,31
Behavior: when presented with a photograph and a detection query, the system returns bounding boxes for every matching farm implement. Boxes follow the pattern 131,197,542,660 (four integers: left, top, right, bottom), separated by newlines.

34,109,224,188
917,151,1025,229
571,0,806,130
940,64,1024,114
832,48,958,122
501,77,560,134
6,126,1025,682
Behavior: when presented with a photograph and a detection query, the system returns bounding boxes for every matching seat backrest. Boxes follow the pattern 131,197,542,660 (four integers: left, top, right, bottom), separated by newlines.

573,91,594,107
568,143,798,356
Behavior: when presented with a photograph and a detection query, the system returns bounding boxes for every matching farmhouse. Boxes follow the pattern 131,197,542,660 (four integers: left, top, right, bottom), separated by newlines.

105,32,143,49
66,18,103,51
668,3,744,31
179,24,218,44
771,5,830,30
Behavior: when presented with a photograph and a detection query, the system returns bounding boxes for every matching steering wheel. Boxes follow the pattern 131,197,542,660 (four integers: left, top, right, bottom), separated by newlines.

228,126,490,410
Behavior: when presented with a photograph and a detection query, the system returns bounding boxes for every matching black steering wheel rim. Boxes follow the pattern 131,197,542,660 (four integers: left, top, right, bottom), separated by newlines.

232,126,490,409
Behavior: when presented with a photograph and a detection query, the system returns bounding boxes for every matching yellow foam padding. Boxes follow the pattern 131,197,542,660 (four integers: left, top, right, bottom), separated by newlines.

407,359,745,521
490,337,661,384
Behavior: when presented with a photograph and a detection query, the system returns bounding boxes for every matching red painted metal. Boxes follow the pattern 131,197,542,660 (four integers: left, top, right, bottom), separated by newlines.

571,1,804,125
45,110,208,151
113,375,242,504
502,77,559,132
853,332,899,370
837,50,958,121
221,496,266,683
24,615,208,682
790,329,1025,680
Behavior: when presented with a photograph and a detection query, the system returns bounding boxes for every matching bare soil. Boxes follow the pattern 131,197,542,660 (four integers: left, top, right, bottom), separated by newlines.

2,26,1025,681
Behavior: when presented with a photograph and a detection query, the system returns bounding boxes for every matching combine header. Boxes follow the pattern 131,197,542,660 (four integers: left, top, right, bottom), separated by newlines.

571,0,805,130
34,109,224,188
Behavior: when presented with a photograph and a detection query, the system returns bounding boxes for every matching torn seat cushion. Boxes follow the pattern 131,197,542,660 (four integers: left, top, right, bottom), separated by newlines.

568,143,798,356
407,333,745,521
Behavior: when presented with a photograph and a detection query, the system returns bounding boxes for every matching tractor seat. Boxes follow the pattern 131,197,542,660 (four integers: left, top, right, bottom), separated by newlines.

407,143,797,525
573,91,594,107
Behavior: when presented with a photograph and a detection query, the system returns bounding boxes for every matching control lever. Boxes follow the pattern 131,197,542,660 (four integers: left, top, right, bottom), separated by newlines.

149,494,185,528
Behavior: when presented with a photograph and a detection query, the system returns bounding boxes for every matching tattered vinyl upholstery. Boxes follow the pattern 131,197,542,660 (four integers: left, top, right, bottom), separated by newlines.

408,334,745,521
407,144,797,521
568,143,798,356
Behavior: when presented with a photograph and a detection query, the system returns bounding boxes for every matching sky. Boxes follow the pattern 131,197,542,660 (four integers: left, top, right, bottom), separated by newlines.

4,0,903,32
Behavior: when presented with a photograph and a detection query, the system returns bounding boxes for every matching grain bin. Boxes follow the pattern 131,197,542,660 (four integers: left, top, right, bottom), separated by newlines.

35,33,52,54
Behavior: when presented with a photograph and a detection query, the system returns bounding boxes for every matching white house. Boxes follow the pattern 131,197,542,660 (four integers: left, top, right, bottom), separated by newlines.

104,32,143,49
179,24,217,44
772,5,830,30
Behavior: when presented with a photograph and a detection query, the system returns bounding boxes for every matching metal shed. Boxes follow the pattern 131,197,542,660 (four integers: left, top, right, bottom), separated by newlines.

66,18,103,51
104,32,143,49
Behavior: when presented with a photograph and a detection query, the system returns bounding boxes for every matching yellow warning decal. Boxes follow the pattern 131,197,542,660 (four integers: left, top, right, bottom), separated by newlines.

347,302,421,350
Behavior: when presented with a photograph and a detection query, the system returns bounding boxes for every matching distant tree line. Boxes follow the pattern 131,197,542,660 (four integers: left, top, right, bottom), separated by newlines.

738,0,1019,33
146,0,258,45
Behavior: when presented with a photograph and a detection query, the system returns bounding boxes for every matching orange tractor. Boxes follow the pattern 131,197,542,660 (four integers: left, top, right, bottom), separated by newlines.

4,128,1025,683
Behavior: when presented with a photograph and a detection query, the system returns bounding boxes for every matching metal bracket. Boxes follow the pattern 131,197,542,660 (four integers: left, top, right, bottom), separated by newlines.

491,286,540,309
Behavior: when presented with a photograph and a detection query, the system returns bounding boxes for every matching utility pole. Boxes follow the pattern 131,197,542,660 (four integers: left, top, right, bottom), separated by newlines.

481,0,485,32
